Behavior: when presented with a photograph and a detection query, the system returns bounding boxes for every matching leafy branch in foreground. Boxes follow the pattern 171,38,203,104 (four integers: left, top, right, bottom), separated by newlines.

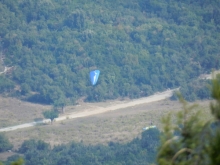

157,74,220,165
208,74,220,165
10,158,24,165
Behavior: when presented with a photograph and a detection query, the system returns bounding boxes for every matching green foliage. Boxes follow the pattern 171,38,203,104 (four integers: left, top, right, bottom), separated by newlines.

210,74,220,120
141,128,160,151
18,139,50,154
10,158,24,165
4,157,26,165
8,130,160,165
179,79,211,102
208,74,220,165
0,76,15,93
0,133,13,152
157,76,220,165
42,110,59,121
20,83,30,95
0,0,219,103
209,130,220,165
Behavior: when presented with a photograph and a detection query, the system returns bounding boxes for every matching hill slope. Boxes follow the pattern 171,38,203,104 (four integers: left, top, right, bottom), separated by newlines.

0,0,219,104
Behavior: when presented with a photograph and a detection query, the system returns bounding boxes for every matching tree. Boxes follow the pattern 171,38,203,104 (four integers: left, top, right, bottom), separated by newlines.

43,109,59,123
0,133,13,152
19,139,50,154
141,128,160,151
10,158,24,165
53,96,66,114
0,76,15,93
157,74,220,165
20,83,30,95
208,74,220,165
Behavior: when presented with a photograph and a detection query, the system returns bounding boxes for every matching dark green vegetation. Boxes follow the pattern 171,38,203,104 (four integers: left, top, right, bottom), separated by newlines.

0,0,219,104
157,75,220,165
0,133,13,153
42,109,58,122
2,129,160,165
1,157,23,165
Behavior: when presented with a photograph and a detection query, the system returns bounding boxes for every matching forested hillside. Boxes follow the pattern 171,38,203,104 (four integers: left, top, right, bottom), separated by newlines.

0,0,219,105
2,129,160,165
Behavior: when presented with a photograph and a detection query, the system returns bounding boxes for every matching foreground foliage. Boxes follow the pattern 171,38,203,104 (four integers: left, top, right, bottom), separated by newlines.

157,75,220,165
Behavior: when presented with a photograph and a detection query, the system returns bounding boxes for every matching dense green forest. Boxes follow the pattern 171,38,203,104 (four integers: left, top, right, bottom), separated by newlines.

0,0,219,105
1,129,160,165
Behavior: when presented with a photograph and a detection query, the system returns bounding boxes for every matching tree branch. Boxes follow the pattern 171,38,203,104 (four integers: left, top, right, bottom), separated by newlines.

171,148,193,164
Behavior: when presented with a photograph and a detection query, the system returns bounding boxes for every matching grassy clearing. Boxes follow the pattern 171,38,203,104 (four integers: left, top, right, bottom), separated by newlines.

0,97,212,150
0,97,50,127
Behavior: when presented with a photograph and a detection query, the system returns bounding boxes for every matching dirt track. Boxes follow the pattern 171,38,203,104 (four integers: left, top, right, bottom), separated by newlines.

55,89,176,122
0,88,177,132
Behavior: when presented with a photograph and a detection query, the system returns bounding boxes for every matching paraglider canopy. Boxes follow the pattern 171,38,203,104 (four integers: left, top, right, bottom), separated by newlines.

90,70,100,85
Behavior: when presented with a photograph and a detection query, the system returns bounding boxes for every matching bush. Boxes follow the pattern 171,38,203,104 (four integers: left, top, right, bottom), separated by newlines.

0,133,13,152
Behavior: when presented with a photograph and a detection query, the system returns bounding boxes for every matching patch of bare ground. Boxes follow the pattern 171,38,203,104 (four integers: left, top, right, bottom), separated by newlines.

0,97,51,128
1,97,212,155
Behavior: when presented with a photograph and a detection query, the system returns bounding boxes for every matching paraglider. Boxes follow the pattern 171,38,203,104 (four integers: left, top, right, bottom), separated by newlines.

90,70,100,85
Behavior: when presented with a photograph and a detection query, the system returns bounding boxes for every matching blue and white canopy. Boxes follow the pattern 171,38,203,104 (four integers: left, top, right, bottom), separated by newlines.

89,70,100,85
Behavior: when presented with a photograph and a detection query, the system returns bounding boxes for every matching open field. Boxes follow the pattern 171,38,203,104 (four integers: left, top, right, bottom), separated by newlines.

0,97,50,128
0,89,175,132
0,95,212,152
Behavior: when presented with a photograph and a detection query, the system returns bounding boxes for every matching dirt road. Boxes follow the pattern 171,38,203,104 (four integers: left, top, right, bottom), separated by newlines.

54,89,176,121
0,88,178,132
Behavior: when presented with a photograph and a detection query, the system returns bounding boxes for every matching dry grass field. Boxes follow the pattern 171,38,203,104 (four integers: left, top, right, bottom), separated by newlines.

0,96,212,152
0,97,51,128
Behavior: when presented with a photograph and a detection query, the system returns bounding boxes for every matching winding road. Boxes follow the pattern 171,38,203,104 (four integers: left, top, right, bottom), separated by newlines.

0,88,178,132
